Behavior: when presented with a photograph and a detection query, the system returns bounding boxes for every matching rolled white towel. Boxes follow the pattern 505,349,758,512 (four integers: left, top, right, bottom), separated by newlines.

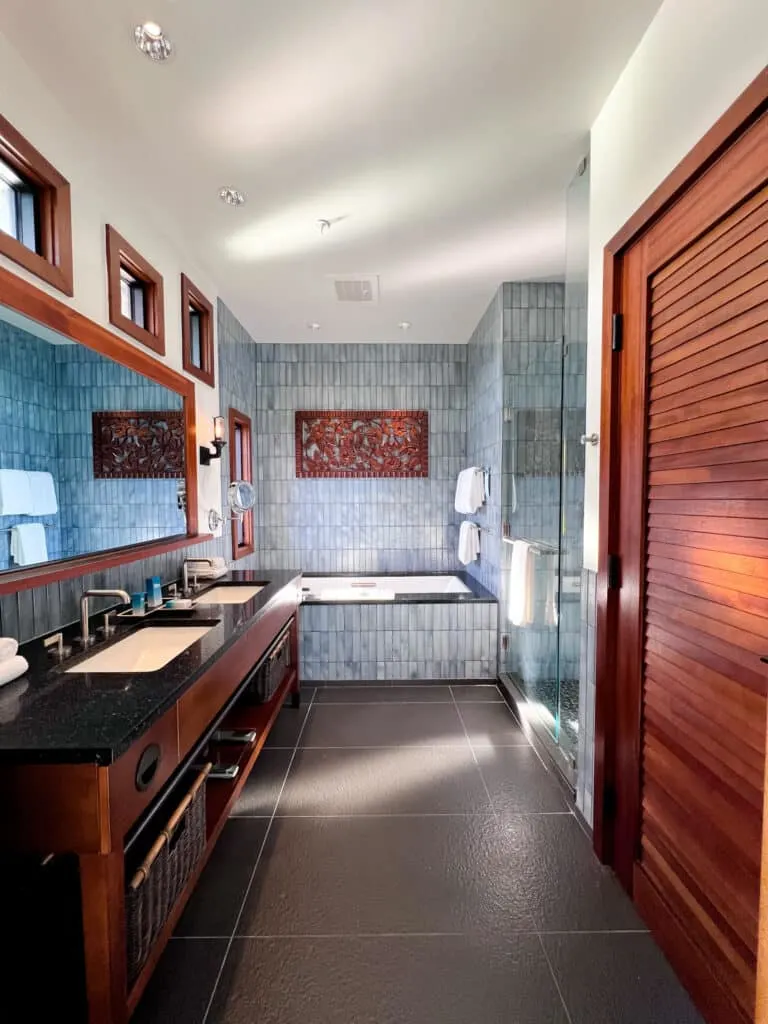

0,637,19,662
0,655,29,688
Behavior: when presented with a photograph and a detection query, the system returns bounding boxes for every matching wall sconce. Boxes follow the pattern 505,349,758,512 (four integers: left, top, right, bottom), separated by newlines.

200,415,226,466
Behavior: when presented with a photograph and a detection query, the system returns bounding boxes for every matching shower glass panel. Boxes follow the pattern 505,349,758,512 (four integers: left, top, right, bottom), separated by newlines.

498,156,588,787
558,157,589,769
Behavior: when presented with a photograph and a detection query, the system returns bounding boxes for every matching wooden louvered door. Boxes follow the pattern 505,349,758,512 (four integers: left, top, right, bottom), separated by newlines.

605,97,768,1024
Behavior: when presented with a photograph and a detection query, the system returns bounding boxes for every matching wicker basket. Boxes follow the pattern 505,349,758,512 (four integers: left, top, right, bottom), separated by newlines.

126,763,210,984
244,628,292,704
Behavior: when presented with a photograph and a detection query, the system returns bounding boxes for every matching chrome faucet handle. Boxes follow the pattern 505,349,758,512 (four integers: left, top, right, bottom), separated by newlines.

44,631,72,661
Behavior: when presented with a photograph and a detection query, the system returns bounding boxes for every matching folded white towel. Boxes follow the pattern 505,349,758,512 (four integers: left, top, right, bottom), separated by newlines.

508,540,535,627
0,655,29,688
27,471,58,515
455,468,485,514
0,468,33,516
458,521,480,565
0,638,19,662
10,523,48,566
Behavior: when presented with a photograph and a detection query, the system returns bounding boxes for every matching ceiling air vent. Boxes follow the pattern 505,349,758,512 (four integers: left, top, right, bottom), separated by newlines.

331,275,380,303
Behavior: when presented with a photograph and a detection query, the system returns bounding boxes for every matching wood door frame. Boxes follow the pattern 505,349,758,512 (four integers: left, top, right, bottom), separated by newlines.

594,67,768,874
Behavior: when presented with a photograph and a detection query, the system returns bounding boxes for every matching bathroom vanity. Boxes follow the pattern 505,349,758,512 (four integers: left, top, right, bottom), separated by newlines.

0,571,301,1024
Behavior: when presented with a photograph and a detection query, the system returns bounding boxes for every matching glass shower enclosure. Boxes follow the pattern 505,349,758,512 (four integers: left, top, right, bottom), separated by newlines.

497,157,589,788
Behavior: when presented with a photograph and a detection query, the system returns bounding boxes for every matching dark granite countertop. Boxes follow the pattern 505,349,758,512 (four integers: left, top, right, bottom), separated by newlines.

300,570,497,604
0,571,301,767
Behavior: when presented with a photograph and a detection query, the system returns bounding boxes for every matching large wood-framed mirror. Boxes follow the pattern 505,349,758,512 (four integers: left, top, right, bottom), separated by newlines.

0,265,205,595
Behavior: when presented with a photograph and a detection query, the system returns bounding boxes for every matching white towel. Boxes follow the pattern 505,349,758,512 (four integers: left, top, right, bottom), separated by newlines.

0,655,29,688
458,521,480,565
0,638,19,662
10,523,48,565
0,469,33,516
455,468,485,514
27,471,58,515
508,540,535,627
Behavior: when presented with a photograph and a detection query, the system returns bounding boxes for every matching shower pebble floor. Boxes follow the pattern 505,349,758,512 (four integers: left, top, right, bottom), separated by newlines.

134,684,702,1024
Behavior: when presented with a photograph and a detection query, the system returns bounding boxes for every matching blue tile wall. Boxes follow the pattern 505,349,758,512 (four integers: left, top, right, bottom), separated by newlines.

251,343,467,573
301,601,498,681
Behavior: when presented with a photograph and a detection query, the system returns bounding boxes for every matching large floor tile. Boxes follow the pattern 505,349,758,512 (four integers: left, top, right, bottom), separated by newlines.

451,683,503,702
501,814,644,932
208,935,568,1024
175,819,269,937
236,815,533,936
264,701,312,749
542,933,703,1024
456,701,529,746
314,685,454,703
475,746,570,814
277,745,493,815
132,938,227,1024
299,702,469,747
231,748,293,817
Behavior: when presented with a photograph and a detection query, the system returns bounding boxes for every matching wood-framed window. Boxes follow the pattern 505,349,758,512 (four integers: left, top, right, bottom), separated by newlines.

181,273,214,387
229,407,254,560
0,113,73,295
105,224,165,354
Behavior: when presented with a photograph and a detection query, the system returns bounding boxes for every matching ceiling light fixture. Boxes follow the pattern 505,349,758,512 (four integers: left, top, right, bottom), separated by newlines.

219,187,246,206
307,322,321,331
398,321,412,331
134,22,173,61
318,219,332,235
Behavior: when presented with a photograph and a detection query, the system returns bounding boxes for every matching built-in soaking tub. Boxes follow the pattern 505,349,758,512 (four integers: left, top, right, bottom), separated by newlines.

299,572,498,683
301,574,471,602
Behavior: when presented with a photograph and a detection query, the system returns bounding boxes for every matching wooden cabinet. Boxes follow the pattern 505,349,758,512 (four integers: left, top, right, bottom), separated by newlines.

0,597,300,1024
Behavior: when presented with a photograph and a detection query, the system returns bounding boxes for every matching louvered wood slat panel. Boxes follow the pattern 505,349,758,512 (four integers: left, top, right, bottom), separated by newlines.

651,241,768,329
640,184,768,1023
653,189,768,297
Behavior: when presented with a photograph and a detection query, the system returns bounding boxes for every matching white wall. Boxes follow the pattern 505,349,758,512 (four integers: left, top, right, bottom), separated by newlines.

584,0,768,570
0,32,225,535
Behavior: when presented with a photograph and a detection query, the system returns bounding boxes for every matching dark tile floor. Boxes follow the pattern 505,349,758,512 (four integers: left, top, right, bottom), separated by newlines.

134,683,703,1024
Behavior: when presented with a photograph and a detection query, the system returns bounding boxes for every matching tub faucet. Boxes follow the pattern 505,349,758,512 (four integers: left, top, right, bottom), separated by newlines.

78,589,130,648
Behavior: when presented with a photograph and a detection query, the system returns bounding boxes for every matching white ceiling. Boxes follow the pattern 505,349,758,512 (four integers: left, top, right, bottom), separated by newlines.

3,0,661,344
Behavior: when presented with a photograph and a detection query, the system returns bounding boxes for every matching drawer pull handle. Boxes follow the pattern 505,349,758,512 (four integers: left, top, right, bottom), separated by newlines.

135,743,161,792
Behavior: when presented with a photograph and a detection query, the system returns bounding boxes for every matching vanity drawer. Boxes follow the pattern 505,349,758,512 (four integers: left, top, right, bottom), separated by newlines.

108,707,180,840
178,604,295,758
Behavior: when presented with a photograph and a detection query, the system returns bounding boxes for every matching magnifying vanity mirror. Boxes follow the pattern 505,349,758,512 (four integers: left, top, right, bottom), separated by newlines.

0,292,199,587
208,480,256,532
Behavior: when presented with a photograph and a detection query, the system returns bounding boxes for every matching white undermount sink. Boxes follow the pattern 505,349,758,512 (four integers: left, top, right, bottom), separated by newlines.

66,625,214,674
194,585,264,605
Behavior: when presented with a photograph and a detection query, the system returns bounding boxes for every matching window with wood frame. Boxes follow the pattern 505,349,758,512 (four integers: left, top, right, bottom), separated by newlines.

105,225,165,354
229,407,254,560
0,114,73,295
181,273,214,386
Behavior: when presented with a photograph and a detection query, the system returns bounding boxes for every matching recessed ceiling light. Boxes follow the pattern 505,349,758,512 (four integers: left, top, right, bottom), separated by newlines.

307,322,321,331
398,321,412,331
218,187,246,206
134,22,173,61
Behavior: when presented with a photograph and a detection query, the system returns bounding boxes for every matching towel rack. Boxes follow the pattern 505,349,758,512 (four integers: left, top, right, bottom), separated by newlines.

1,523,55,534
502,535,558,556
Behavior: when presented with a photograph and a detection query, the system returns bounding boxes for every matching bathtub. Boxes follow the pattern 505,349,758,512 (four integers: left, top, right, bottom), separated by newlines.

301,574,471,602
299,572,498,682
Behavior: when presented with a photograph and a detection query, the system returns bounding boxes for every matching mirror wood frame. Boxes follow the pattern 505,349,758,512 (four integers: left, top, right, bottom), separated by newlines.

0,263,211,595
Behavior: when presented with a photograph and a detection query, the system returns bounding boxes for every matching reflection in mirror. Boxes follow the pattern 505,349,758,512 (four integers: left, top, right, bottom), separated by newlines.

0,304,187,572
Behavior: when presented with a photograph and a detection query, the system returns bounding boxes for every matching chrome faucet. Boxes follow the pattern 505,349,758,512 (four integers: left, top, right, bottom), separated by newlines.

78,589,130,648
182,558,214,597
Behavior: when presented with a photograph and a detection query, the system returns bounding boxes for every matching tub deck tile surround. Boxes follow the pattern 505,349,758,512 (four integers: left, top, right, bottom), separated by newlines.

299,572,498,682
